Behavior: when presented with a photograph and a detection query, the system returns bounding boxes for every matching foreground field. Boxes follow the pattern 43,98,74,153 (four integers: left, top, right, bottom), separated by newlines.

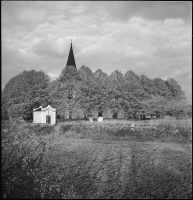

2,119,192,199
40,136,192,199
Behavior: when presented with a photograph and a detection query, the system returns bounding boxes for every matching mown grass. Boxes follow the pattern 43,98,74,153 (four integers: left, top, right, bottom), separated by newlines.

1,119,192,199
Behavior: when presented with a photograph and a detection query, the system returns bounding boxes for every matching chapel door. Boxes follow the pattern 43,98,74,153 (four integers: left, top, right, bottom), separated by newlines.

46,115,51,124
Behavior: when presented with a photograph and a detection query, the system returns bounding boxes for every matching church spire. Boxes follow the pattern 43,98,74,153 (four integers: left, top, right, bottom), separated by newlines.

66,40,76,68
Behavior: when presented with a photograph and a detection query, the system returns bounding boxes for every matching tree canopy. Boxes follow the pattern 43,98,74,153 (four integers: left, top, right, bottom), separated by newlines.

2,70,50,119
2,66,190,120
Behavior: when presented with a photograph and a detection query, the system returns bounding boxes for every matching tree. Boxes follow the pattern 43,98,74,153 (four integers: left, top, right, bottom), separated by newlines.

2,70,50,120
153,78,172,98
140,75,157,97
123,70,144,119
165,98,190,118
3,65,190,121
108,70,126,118
2,94,9,120
57,66,82,120
47,80,63,118
93,69,110,116
165,78,186,99
78,65,96,119
141,95,167,118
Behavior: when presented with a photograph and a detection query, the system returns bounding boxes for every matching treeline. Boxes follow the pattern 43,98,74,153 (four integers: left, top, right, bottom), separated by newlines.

2,65,192,121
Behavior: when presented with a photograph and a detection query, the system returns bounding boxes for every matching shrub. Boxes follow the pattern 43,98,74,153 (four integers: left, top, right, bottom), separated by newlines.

1,119,54,199
59,120,192,143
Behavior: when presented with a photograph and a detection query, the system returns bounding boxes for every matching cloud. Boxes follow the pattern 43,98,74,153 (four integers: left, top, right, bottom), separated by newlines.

98,1,192,22
69,5,87,15
31,39,64,59
175,71,191,80
16,6,48,23
47,72,59,80
42,1,75,12
46,13,65,22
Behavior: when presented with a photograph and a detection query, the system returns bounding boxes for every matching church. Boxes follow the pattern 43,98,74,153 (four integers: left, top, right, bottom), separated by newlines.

57,40,81,120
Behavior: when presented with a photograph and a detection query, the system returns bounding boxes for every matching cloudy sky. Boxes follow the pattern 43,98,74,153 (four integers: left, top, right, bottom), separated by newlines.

2,1,192,103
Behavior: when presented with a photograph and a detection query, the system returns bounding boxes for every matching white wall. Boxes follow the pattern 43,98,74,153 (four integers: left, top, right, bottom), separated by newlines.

50,110,56,124
33,111,42,123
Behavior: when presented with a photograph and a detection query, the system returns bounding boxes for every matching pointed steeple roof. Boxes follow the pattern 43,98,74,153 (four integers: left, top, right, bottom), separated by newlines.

66,40,76,68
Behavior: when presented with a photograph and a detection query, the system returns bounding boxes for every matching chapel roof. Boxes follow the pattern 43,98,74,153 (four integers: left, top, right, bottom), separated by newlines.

33,105,56,112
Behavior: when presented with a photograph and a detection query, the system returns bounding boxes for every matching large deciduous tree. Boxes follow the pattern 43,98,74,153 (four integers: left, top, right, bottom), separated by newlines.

165,98,190,118
139,75,157,97
153,78,172,98
123,70,144,119
93,69,110,117
57,66,82,120
78,65,96,119
141,95,167,118
2,70,50,120
108,70,126,118
165,78,186,99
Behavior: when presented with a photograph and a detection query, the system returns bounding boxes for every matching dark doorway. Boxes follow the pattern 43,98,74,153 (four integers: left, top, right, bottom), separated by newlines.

46,115,51,124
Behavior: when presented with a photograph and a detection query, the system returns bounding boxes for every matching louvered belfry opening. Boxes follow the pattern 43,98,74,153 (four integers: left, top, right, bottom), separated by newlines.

66,40,76,68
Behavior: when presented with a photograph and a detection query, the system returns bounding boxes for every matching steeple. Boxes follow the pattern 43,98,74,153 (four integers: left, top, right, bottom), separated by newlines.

66,40,76,68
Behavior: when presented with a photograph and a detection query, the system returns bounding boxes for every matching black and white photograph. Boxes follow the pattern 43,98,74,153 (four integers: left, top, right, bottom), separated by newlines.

2,1,192,199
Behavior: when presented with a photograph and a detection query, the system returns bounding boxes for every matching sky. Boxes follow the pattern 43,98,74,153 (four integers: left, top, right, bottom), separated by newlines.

1,1,192,104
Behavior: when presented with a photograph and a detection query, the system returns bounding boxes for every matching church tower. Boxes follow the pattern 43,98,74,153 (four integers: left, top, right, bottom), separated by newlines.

66,40,76,68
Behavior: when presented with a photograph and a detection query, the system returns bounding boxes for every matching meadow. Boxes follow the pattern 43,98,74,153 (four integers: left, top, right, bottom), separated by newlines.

1,118,192,199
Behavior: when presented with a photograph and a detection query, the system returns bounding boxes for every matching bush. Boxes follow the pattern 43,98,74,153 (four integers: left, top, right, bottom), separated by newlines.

59,120,192,143
1,119,54,199
31,124,55,136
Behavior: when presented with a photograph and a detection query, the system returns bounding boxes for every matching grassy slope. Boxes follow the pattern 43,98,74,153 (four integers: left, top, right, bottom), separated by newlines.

42,135,192,199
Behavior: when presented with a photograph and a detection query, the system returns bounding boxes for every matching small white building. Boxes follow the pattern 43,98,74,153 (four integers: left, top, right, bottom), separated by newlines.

33,105,56,124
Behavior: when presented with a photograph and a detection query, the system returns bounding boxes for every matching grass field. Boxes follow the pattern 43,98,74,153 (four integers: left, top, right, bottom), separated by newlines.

39,136,192,199
1,119,192,199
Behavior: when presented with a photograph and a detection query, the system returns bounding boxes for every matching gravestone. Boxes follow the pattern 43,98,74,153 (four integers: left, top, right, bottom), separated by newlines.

97,117,103,122
89,117,93,122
